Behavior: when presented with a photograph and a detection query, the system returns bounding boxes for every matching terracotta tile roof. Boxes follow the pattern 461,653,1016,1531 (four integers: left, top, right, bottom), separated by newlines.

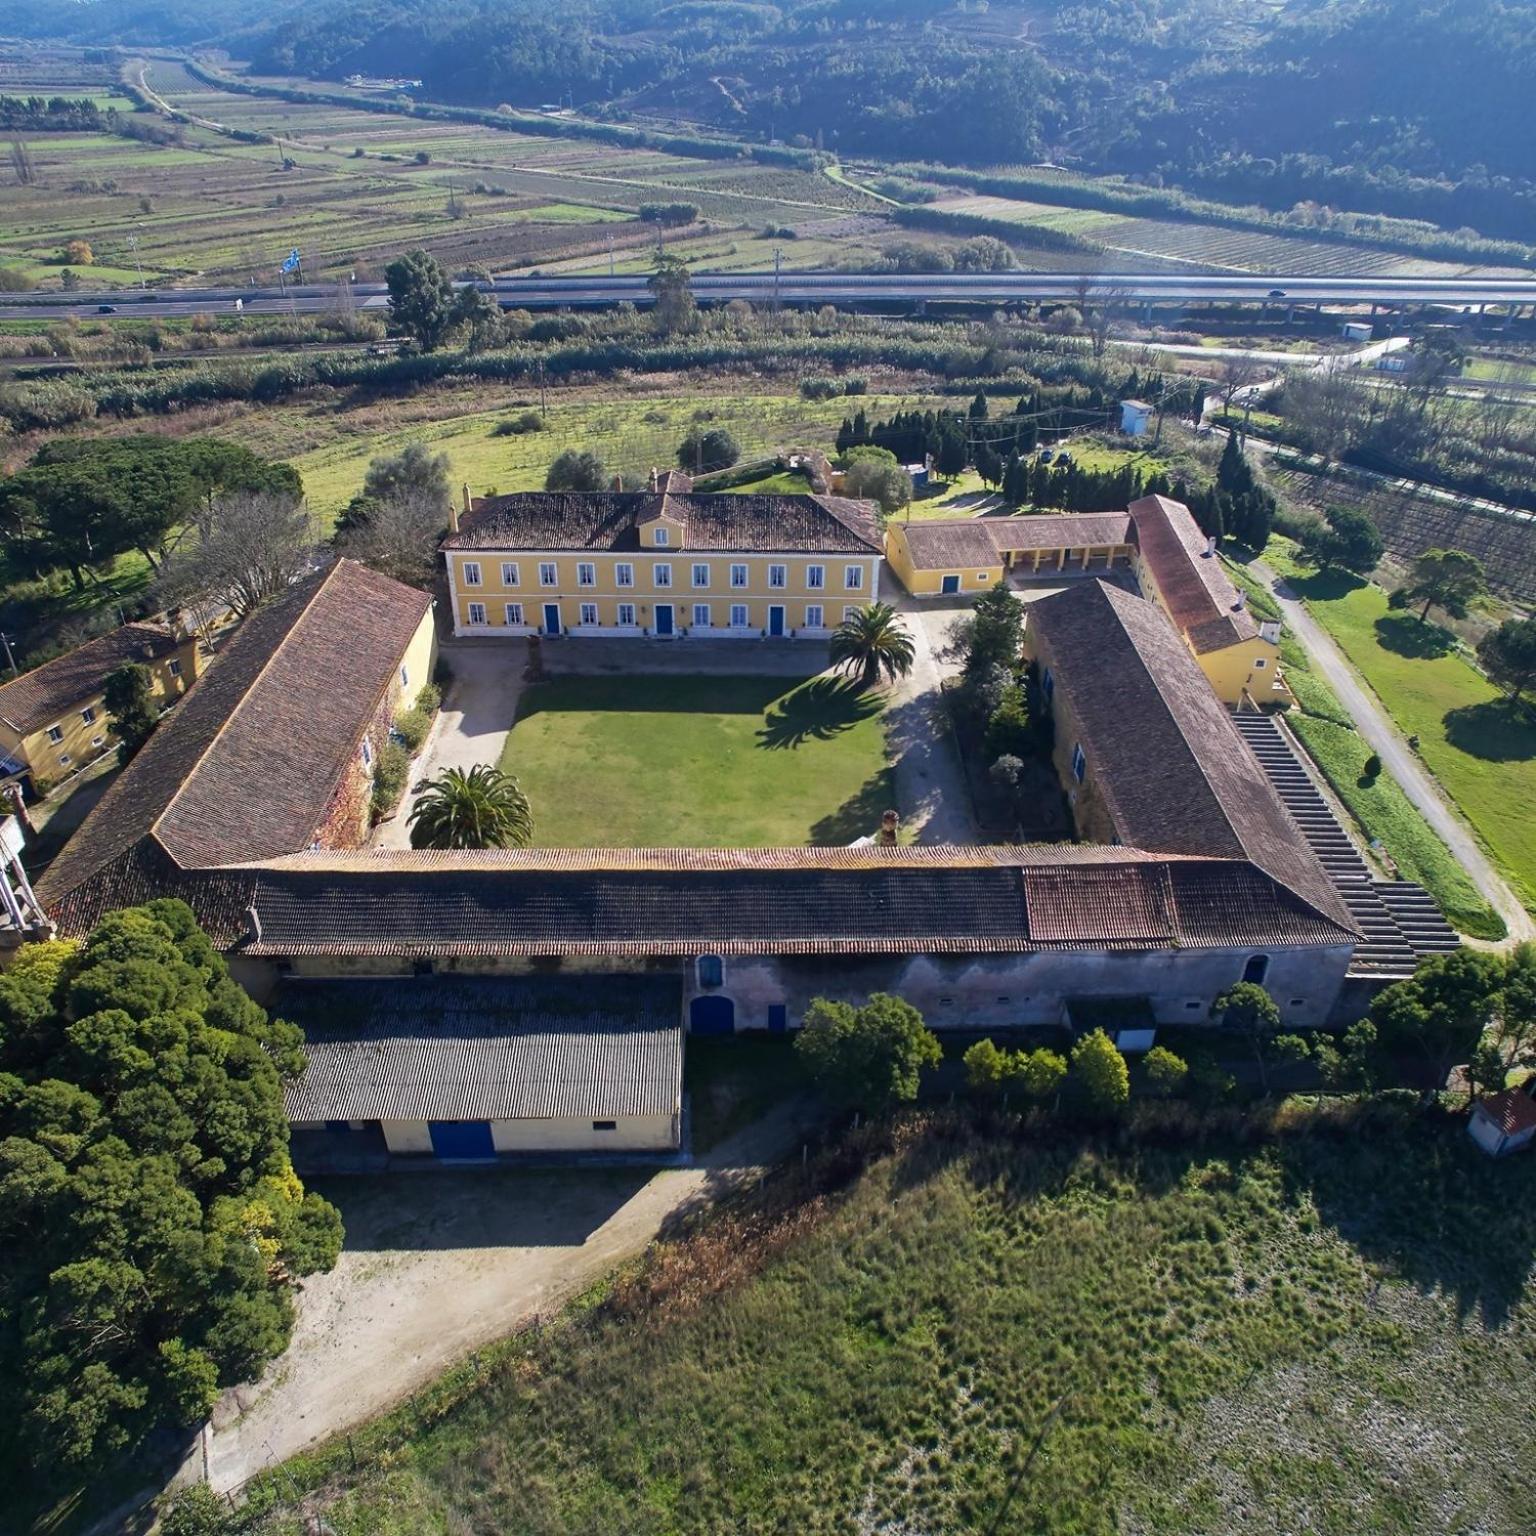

280,975,682,1123
0,622,184,735
1026,579,1357,938
1474,1086,1536,1138
1128,495,1260,653
178,842,1357,958
897,513,1134,572
37,561,432,912
445,490,883,554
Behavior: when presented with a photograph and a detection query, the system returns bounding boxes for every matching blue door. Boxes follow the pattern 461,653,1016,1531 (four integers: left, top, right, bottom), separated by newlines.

768,1004,788,1034
543,603,561,637
655,604,674,637
768,605,786,637
690,995,735,1035
941,574,960,595
429,1121,496,1160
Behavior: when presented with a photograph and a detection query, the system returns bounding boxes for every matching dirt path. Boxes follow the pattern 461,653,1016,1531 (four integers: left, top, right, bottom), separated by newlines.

1257,559,1534,942
204,1098,820,1493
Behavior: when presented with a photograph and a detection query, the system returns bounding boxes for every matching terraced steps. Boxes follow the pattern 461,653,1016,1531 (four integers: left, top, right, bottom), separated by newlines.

1233,712,1460,977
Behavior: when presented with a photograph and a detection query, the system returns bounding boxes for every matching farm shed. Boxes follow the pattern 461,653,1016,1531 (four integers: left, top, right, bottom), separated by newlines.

1119,399,1153,437
282,974,684,1159
1468,1085,1536,1158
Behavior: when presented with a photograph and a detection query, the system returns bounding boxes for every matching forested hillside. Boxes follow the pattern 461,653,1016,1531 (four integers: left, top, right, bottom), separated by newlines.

3,0,1534,239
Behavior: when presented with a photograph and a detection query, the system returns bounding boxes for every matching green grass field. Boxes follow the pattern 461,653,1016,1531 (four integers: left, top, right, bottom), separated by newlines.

501,673,896,846
1263,539,1536,913
1224,552,1505,938
239,1106,1536,1535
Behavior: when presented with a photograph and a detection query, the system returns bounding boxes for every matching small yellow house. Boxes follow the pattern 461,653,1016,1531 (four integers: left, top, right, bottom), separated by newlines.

1127,495,1286,708
886,512,1136,597
0,622,201,795
442,471,884,640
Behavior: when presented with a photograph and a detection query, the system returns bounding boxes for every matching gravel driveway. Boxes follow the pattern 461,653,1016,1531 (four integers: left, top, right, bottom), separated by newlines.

205,1098,820,1492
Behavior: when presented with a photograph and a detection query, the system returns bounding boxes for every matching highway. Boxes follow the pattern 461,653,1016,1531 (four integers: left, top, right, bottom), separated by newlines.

3,271,1536,321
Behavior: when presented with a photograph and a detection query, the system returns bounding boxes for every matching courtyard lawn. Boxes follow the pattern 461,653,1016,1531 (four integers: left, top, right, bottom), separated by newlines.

501,673,897,847
1265,539,1536,912
240,1106,1536,1535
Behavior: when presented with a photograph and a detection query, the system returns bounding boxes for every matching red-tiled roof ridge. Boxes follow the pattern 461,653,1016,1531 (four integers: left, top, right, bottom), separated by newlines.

1127,493,1259,653
1475,1086,1536,1137
1027,579,1358,939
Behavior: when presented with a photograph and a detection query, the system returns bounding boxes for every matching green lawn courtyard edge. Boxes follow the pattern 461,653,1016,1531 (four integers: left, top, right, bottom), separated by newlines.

1260,538,1536,918
500,673,897,847
1224,552,1505,939
233,1107,1536,1535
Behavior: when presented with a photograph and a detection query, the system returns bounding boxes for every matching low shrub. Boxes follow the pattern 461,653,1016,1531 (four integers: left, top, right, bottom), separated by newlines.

415,682,442,715
394,706,433,753
492,409,545,436
371,740,411,820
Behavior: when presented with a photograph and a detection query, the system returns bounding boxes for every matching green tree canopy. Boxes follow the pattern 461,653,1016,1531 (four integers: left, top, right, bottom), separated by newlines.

1298,506,1385,575
1070,1028,1129,1113
1401,548,1487,623
829,602,916,689
385,248,457,351
1477,617,1536,703
794,993,940,1112
647,253,696,335
676,426,740,474
407,764,534,849
0,901,340,1484
102,662,157,766
842,456,911,516
1370,947,1503,1078
545,448,608,493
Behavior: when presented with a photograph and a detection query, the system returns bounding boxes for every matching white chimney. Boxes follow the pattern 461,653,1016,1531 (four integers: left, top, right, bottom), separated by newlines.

1233,589,1247,612
1203,535,1217,558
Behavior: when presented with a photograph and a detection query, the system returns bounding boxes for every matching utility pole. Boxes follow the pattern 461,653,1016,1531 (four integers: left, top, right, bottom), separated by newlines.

773,245,782,311
0,632,17,679
607,230,615,277
126,231,144,289
537,358,547,415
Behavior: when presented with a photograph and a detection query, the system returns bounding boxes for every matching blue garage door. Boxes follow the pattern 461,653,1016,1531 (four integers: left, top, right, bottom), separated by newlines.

690,995,735,1035
429,1120,496,1160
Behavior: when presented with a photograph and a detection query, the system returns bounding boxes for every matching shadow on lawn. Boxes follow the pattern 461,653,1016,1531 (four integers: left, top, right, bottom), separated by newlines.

757,677,881,750
1375,613,1456,659
809,769,898,845
517,673,810,719
1443,698,1536,761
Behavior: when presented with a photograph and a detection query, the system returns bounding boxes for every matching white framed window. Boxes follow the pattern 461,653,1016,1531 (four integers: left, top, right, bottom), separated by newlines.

361,737,373,769
90,735,104,748
769,564,787,588
80,706,95,725
844,564,864,591
692,563,710,588
168,659,182,677
653,563,672,588
462,561,482,586
467,602,488,626
730,603,749,627
616,563,634,587
577,562,596,587
539,562,558,587
807,565,825,589
1072,743,1086,783
693,603,711,628
653,526,669,546
501,562,520,586
805,604,824,629
580,602,599,626
843,606,861,621
1253,657,1268,670
505,602,524,625
58,753,71,766
617,602,637,627
730,563,748,588
46,725,63,744
977,573,989,583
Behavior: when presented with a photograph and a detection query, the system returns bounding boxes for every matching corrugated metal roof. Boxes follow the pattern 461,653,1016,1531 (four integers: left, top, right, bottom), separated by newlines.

281,975,682,1123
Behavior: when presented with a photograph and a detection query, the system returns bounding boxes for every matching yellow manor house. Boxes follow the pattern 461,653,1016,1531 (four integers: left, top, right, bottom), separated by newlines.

442,469,885,640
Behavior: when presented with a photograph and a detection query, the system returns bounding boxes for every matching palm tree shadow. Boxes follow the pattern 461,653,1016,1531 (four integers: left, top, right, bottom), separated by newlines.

757,676,882,750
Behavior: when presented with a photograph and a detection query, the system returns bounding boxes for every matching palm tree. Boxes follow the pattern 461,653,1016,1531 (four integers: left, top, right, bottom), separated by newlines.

829,602,916,690
407,765,534,849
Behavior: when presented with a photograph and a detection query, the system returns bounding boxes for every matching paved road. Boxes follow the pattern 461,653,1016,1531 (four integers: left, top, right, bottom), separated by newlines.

5,273,1535,321
1256,559,1534,942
